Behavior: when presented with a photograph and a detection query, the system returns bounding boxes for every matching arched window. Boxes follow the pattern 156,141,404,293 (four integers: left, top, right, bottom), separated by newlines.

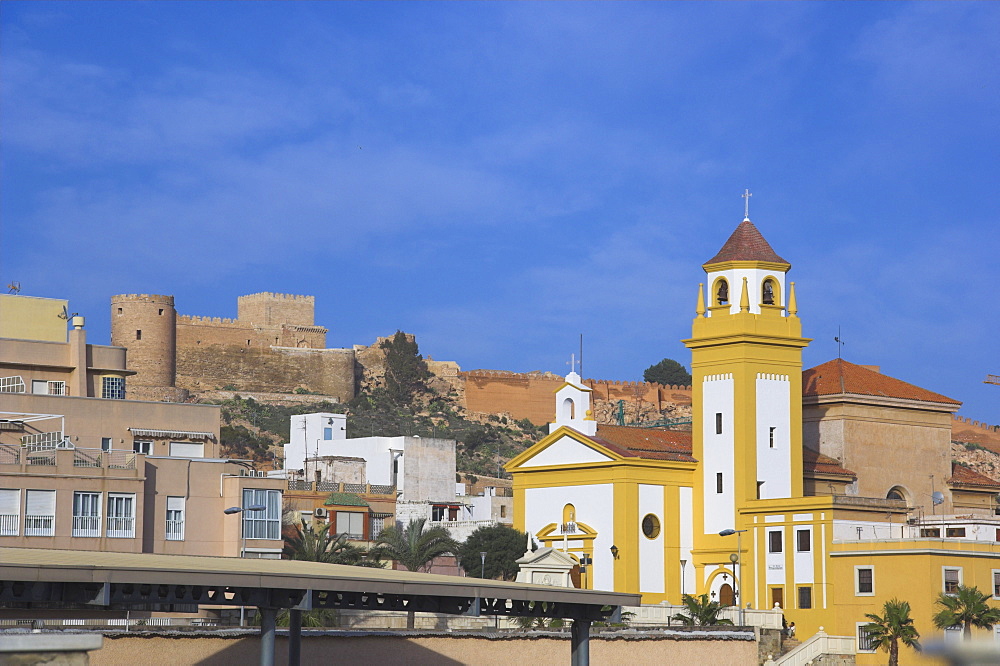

561,397,576,420
762,279,775,305
716,279,730,306
562,504,576,524
886,487,906,502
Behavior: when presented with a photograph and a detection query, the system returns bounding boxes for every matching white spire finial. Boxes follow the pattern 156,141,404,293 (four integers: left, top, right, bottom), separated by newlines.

742,189,752,221
567,353,577,374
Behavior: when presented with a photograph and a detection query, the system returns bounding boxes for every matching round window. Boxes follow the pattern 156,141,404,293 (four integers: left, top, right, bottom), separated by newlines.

642,513,661,539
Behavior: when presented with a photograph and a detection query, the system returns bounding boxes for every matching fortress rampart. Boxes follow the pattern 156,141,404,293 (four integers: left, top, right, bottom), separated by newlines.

461,370,692,425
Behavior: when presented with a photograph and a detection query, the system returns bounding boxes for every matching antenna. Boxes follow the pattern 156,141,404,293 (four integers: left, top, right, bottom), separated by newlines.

742,189,752,220
579,333,583,378
834,326,845,359
6,281,20,294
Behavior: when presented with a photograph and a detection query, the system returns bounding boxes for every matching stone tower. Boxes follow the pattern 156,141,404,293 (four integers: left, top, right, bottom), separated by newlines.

111,294,184,401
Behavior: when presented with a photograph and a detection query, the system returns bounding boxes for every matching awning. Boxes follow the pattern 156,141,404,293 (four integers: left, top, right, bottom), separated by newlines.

129,428,215,440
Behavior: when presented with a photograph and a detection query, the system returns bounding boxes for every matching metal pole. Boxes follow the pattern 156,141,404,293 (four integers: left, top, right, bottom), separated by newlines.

571,619,591,666
259,607,276,666
288,609,302,666
738,531,744,627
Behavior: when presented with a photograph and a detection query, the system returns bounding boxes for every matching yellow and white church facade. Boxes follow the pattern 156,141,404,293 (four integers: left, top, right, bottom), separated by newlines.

507,217,1000,658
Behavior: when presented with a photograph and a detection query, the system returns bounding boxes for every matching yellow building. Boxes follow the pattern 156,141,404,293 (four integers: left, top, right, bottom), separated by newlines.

507,217,1000,661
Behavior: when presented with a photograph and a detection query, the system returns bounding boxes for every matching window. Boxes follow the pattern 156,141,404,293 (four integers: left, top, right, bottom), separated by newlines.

136,330,142,340
101,438,112,452
642,514,661,539
242,489,281,542
431,505,459,521
856,566,874,595
72,491,101,537
716,279,729,305
101,376,125,400
715,413,723,434
25,490,56,536
768,530,783,553
0,376,26,393
323,427,333,440
944,568,961,594
993,570,1000,599
158,309,164,315
500,505,507,518
336,511,365,540
133,441,152,455
117,307,123,315
796,529,811,552
31,380,49,395
0,489,21,536
716,472,724,494
45,381,66,396
798,586,812,609
886,487,905,501
762,279,775,305
921,528,941,537
169,441,204,458
107,493,135,538
857,624,877,653
946,527,966,538
769,427,776,448
166,497,185,540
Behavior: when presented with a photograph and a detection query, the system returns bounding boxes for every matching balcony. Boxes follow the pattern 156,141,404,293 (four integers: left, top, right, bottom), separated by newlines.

72,515,101,538
165,520,184,541
106,516,135,539
0,513,19,536
24,514,55,537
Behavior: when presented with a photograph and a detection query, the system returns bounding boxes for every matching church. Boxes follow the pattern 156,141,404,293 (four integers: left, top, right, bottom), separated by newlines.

506,215,1000,657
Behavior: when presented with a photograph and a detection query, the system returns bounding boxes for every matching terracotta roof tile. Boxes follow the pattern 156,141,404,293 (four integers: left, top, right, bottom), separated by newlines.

592,425,696,462
802,447,856,478
803,359,960,405
948,463,1000,489
704,219,788,265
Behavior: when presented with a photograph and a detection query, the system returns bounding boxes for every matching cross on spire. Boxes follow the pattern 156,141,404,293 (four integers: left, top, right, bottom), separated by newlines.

742,189,752,221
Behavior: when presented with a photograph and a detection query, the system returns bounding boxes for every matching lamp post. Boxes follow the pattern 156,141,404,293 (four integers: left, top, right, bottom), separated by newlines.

480,551,487,579
680,559,687,598
719,528,748,626
224,504,267,626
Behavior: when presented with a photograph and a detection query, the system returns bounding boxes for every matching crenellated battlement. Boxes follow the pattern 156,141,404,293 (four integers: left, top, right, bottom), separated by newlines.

177,315,244,327
112,294,174,304
238,292,314,303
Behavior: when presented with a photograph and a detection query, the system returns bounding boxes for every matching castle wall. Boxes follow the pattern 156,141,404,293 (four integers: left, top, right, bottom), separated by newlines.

111,294,177,392
461,370,692,425
175,344,355,401
237,292,315,326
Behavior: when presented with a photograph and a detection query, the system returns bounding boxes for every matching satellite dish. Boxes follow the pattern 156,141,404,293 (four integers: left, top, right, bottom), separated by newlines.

931,491,945,506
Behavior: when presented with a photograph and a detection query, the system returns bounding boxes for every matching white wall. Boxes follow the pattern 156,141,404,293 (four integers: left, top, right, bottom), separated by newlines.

756,374,791,499
793,525,814,584
548,372,597,436
679,486,695,595
765,527,786,586
520,434,612,468
524,484,615,591
286,413,347,471
703,374,734,535
638,484,665,594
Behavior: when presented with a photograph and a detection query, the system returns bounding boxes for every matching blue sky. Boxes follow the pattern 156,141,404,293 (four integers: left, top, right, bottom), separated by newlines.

2,2,998,419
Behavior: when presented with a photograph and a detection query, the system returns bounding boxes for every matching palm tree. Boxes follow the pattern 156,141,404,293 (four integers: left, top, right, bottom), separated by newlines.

932,585,1000,640
368,518,459,628
282,520,378,566
863,598,921,666
670,594,734,626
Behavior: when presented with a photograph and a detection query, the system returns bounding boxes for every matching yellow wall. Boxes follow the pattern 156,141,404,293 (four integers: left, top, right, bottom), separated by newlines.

0,294,68,342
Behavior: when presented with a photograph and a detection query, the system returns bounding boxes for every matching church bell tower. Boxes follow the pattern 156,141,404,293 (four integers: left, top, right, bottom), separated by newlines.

683,209,810,537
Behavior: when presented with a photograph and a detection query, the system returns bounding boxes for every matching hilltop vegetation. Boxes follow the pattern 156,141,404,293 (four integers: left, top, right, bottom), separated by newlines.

209,331,545,476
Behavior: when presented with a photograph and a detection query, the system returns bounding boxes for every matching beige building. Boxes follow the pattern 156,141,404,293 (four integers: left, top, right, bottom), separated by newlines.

0,294,284,558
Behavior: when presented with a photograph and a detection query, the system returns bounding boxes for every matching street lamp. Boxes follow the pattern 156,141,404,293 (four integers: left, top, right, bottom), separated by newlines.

680,559,687,597
719,528,748,626
224,504,267,627
480,551,487,579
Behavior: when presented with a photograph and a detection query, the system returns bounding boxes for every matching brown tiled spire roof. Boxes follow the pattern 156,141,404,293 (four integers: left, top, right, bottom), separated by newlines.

803,359,960,406
704,219,789,265
948,463,1000,489
802,447,856,478
592,425,696,462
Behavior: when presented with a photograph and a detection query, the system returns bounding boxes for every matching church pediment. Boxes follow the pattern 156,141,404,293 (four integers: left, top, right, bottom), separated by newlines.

508,428,616,469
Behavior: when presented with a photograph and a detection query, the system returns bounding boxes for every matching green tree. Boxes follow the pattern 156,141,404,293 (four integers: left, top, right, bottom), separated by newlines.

863,598,921,666
457,524,532,580
670,594,734,626
369,518,459,628
932,585,1000,640
643,358,692,386
282,520,379,566
380,331,432,405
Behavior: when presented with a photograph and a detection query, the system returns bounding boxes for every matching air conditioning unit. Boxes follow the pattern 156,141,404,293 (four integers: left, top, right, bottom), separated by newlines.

314,507,328,518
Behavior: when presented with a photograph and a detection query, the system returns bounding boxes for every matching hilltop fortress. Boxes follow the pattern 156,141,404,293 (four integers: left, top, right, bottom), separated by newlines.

111,292,357,401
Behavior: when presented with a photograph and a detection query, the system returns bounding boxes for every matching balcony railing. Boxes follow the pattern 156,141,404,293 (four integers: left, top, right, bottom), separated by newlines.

106,516,135,538
105,451,137,470
73,449,103,468
72,515,101,538
0,513,19,536
166,520,184,541
26,451,57,466
24,514,55,537
0,445,19,465
287,481,396,496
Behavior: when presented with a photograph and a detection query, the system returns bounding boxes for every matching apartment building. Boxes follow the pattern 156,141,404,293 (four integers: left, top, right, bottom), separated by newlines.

0,294,284,558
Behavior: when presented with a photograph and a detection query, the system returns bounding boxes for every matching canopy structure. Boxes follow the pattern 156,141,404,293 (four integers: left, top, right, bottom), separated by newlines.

0,548,639,666
128,428,216,440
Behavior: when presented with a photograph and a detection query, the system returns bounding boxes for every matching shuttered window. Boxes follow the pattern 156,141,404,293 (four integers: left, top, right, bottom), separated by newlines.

166,496,185,540
169,441,204,458
0,489,20,536
25,490,56,536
